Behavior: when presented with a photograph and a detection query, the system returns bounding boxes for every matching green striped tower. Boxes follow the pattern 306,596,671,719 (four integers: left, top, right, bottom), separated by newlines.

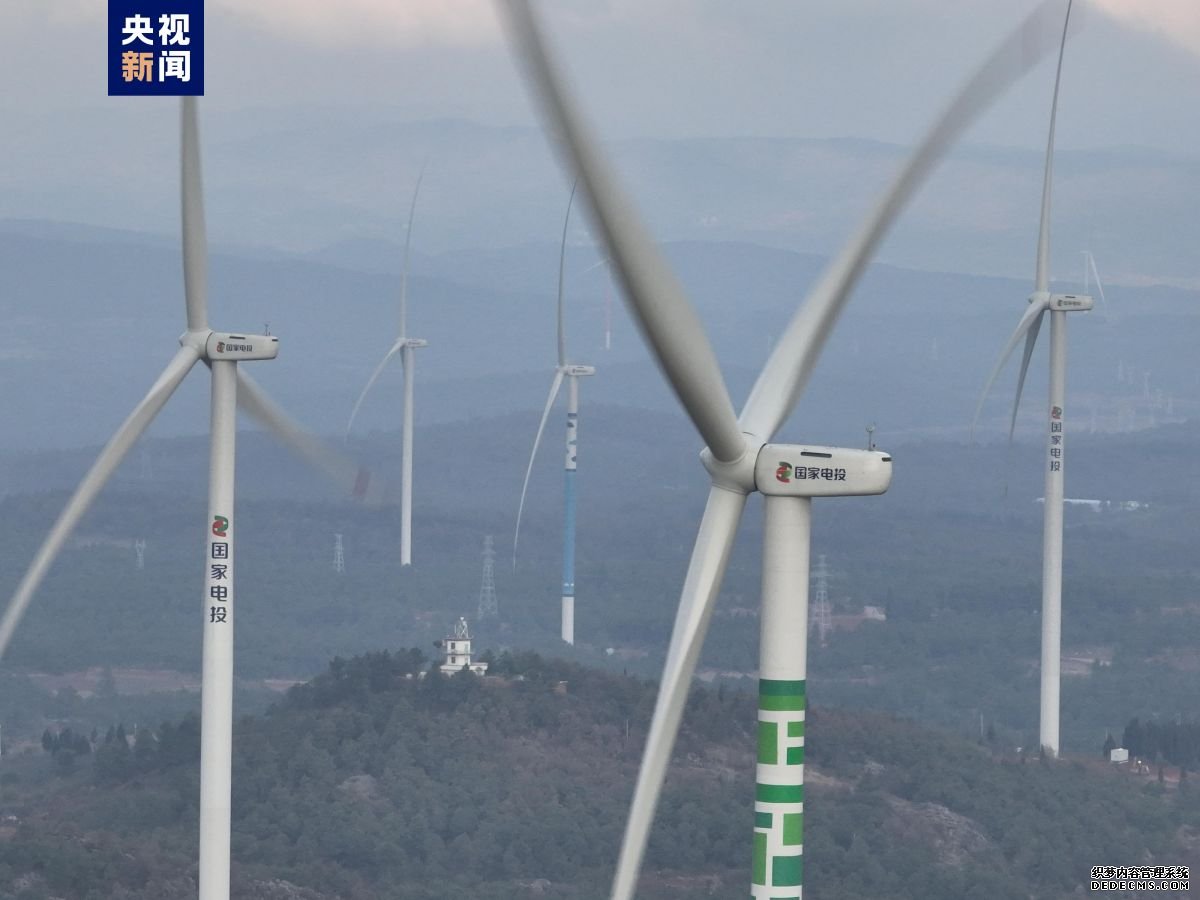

753,496,809,899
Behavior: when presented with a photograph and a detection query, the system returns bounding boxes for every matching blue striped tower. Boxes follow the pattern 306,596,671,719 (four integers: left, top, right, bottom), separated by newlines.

561,374,579,644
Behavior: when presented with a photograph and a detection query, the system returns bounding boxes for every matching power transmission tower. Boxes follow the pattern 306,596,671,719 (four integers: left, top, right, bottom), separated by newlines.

811,553,832,649
477,535,498,620
333,533,345,574
134,539,146,571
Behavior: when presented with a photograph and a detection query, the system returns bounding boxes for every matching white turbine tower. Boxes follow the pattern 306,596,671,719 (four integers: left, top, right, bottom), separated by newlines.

513,184,595,645
971,0,1089,759
500,2,1065,896
346,173,428,567
0,99,373,900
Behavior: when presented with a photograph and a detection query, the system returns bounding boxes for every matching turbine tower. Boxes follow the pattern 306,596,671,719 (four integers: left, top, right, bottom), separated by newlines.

500,2,1064,896
478,535,499,620
134,539,146,572
971,0,1088,759
513,184,595,645
347,173,428,567
0,99,375,900
333,533,345,574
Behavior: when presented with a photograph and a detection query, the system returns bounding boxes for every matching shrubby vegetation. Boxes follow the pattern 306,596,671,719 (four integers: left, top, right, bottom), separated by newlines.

3,652,1197,899
5,423,1200,763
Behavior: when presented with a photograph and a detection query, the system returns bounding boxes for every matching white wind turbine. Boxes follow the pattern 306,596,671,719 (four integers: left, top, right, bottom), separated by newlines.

346,173,428,567
971,0,1090,759
500,1,1066,896
0,98,373,900
513,184,595,645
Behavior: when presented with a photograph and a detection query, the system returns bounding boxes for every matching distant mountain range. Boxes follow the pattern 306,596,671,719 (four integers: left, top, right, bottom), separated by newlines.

2,113,1197,284
0,219,1197,452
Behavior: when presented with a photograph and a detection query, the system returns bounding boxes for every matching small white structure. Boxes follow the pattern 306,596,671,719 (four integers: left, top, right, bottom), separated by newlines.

1109,747,1129,764
439,617,488,676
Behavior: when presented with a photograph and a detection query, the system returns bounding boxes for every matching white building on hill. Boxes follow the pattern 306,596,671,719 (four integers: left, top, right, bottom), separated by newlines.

439,617,488,676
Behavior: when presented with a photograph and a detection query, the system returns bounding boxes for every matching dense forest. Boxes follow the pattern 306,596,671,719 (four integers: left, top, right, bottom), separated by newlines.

3,419,1200,756
1,652,1196,899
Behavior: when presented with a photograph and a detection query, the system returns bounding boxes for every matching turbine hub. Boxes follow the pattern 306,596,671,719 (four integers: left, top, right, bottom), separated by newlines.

700,435,759,494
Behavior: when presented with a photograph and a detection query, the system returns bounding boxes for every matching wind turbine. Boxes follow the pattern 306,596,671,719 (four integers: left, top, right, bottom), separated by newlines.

513,184,595,645
0,98,371,900
345,174,428,567
500,1,1065,896
971,0,1090,759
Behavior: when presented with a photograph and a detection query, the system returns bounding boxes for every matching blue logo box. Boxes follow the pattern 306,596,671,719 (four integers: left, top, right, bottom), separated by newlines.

108,0,204,96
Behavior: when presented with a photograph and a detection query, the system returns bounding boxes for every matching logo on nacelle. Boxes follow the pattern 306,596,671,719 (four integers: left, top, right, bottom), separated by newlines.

772,461,848,483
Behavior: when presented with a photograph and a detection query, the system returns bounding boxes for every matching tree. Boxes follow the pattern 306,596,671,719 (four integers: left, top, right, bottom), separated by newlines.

1102,733,1117,759
96,667,117,699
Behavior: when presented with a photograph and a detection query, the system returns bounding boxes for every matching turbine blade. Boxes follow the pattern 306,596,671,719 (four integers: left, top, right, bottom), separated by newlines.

0,346,200,660
1088,252,1109,317
180,98,208,333
513,369,565,569
557,181,577,368
1034,0,1075,293
237,370,379,504
399,167,425,340
346,339,406,440
1008,308,1046,443
610,486,747,900
739,0,1066,442
500,0,744,464
970,299,1047,441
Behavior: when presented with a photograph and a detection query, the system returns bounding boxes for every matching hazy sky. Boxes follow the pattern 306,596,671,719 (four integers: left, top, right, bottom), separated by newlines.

2,1,1198,150
1,0,1197,288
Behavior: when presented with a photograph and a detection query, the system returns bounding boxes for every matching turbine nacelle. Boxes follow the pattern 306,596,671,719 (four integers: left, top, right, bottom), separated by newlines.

180,330,279,362
1048,293,1093,312
1029,290,1093,312
205,331,279,361
561,364,595,377
700,439,892,497
757,444,892,497
401,338,429,349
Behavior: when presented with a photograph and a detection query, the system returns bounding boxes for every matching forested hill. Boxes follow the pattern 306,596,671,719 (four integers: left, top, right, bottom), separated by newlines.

4,652,1198,899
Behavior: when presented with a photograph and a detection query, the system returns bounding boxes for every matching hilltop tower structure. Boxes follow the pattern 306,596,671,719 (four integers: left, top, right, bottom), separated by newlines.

811,553,832,648
477,535,498,620
439,617,488,676
333,533,345,574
